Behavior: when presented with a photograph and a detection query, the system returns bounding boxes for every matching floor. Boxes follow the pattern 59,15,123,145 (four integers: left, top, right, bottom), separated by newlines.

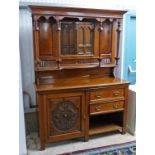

27,132,136,155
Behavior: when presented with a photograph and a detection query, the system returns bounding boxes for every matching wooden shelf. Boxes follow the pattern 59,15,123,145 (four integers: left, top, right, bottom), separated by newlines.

100,63,116,68
60,55,99,60
89,123,122,135
35,63,99,71
89,113,123,136
35,67,58,72
61,63,99,69
35,63,116,71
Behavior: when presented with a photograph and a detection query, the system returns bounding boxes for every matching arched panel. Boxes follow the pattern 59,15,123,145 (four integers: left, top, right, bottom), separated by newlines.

85,27,91,45
85,26,93,54
69,25,76,54
61,23,69,55
100,19,113,55
38,16,56,59
77,26,85,54
39,22,53,56
104,20,112,53
78,27,84,45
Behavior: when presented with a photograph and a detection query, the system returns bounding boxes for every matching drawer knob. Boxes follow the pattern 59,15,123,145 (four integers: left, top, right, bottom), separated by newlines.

95,94,102,98
113,103,119,109
113,91,120,96
63,114,68,118
96,105,102,111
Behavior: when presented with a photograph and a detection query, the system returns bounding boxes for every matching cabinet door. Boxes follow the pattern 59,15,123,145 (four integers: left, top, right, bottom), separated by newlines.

46,92,85,142
61,22,94,56
61,22,76,55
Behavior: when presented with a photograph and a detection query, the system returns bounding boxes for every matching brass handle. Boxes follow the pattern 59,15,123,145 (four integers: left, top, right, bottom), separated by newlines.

96,105,102,111
63,114,68,118
113,103,119,109
95,94,102,98
113,91,120,96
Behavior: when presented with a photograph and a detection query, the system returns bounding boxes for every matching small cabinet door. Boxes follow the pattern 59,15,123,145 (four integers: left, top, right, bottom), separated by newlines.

46,92,85,142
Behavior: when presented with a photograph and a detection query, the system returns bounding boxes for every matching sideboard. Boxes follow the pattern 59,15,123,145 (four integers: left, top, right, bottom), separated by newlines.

29,5,129,150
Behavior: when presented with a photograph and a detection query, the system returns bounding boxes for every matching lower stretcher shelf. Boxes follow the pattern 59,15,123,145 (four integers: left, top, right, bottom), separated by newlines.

89,123,122,135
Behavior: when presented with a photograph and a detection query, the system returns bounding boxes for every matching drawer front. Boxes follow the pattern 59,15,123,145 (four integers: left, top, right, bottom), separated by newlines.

90,88,124,100
90,101,124,115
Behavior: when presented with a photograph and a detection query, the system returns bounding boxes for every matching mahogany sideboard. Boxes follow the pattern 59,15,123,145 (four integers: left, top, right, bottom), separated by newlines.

29,5,129,150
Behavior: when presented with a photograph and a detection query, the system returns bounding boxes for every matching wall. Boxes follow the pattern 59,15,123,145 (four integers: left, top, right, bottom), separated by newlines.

19,9,36,112
19,63,27,155
121,11,136,84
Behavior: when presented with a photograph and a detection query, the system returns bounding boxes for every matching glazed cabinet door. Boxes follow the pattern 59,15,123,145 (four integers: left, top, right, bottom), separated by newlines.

46,92,85,142
61,21,95,56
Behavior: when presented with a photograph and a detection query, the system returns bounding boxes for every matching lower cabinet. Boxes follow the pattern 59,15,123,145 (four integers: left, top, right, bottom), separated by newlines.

37,85,128,150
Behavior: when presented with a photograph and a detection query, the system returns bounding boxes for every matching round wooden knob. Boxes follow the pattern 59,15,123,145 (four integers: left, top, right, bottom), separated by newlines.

96,105,102,111
113,103,119,109
113,91,120,96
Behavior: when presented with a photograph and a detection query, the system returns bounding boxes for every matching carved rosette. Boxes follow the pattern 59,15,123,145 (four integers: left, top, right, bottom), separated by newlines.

52,101,79,132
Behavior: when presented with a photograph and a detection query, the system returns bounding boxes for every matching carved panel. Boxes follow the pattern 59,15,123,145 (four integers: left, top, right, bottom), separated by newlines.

47,95,82,136
52,101,79,131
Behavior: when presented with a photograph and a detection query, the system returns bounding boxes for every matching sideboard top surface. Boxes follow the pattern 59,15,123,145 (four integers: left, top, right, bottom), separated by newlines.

35,77,129,92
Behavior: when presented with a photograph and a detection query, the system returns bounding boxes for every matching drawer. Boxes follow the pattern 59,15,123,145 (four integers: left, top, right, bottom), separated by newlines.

89,101,124,115
90,88,124,101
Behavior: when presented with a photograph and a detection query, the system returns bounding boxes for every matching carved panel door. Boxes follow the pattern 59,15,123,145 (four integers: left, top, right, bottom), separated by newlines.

46,92,85,142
